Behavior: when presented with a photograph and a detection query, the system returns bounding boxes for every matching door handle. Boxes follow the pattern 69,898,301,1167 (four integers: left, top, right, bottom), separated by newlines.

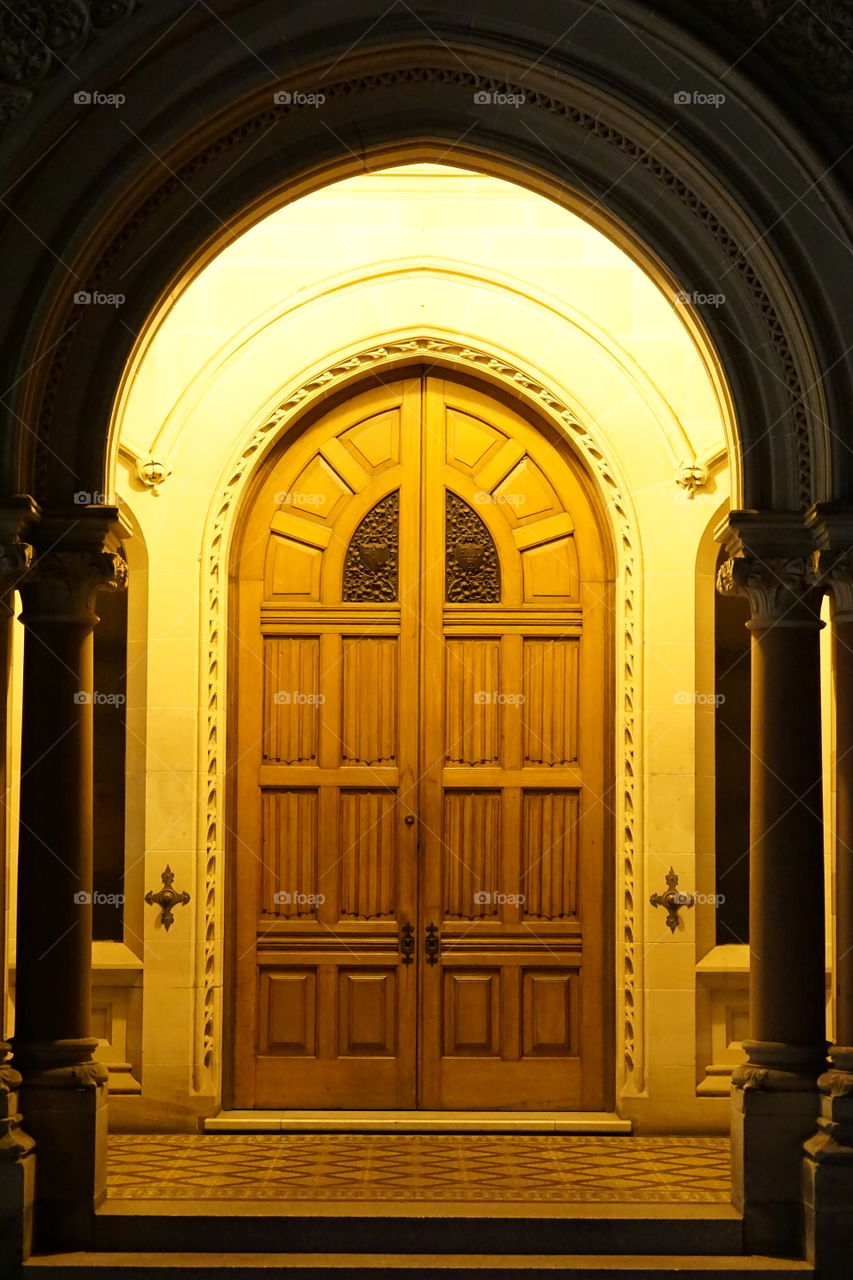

425,922,441,965
399,923,415,964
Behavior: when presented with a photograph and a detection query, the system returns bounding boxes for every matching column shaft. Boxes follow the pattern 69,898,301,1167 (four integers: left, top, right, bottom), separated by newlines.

15,616,95,1045
10,511,125,1251
749,620,825,1054
833,617,853,1048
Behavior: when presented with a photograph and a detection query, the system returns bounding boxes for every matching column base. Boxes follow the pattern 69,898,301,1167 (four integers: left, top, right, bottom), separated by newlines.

802,1057,853,1277
0,1044,36,1266
14,1038,109,1251
731,1060,822,1256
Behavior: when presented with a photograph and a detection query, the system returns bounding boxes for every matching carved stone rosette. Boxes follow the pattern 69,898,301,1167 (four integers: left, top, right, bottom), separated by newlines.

716,554,823,628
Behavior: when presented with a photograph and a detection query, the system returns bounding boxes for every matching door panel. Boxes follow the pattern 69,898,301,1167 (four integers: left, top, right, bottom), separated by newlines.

232,380,421,1109
231,372,610,1111
418,378,607,1110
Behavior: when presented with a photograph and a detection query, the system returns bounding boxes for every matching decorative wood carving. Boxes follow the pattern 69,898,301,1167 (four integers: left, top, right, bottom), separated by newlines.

445,492,500,603
343,492,399,602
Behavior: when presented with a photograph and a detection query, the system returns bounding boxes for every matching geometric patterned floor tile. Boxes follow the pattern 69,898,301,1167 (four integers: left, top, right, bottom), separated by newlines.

107,1135,730,1203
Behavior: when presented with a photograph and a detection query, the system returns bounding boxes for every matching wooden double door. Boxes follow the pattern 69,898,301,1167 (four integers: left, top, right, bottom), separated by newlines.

231,372,611,1110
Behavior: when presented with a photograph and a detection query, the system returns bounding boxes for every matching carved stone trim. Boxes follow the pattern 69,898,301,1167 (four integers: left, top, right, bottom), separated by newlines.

717,554,823,628
202,338,641,1089
34,57,812,508
0,1,139,121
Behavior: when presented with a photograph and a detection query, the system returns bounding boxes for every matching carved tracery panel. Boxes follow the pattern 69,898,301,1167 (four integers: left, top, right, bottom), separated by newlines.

342,491,399,601
445,491,501,603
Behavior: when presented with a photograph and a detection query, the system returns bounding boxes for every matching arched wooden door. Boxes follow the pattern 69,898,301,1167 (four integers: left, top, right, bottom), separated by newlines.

230,372,612,1110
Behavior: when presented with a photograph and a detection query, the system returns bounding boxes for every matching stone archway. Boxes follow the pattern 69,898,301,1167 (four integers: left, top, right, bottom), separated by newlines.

1,3,852,1267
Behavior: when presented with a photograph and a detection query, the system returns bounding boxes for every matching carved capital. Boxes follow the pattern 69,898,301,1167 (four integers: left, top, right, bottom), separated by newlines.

20,547,127,627
810,548,853,620
0,494,39,604
716,555,823,628
20,506,127,627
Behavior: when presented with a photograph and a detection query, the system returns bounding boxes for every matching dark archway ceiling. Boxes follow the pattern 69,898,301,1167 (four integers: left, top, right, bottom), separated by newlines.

0,2,850,174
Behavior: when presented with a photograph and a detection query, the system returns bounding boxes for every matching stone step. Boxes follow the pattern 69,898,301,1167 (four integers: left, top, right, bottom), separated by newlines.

92,1205,745,1258
22,1251,814,1278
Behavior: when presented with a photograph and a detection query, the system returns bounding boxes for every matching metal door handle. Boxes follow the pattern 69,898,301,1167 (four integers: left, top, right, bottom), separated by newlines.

399,923,415,964
425,922,441,965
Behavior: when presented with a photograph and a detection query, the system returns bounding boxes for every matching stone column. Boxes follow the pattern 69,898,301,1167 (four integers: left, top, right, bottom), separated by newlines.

802,506,853,1276
0,496,38,1266
717,513,827,1256
11,506,126,1251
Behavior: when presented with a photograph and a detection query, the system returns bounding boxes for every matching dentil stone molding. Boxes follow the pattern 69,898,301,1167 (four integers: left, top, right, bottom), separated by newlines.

199,337,644,1091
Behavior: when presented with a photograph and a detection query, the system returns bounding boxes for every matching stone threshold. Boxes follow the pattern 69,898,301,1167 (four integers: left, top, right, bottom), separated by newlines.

23,1251,814,1274
202,1111,633,1133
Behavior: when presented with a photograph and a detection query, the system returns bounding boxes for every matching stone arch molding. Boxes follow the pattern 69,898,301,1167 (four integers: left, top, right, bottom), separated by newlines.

2,21,847,508
196,337,644,1098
